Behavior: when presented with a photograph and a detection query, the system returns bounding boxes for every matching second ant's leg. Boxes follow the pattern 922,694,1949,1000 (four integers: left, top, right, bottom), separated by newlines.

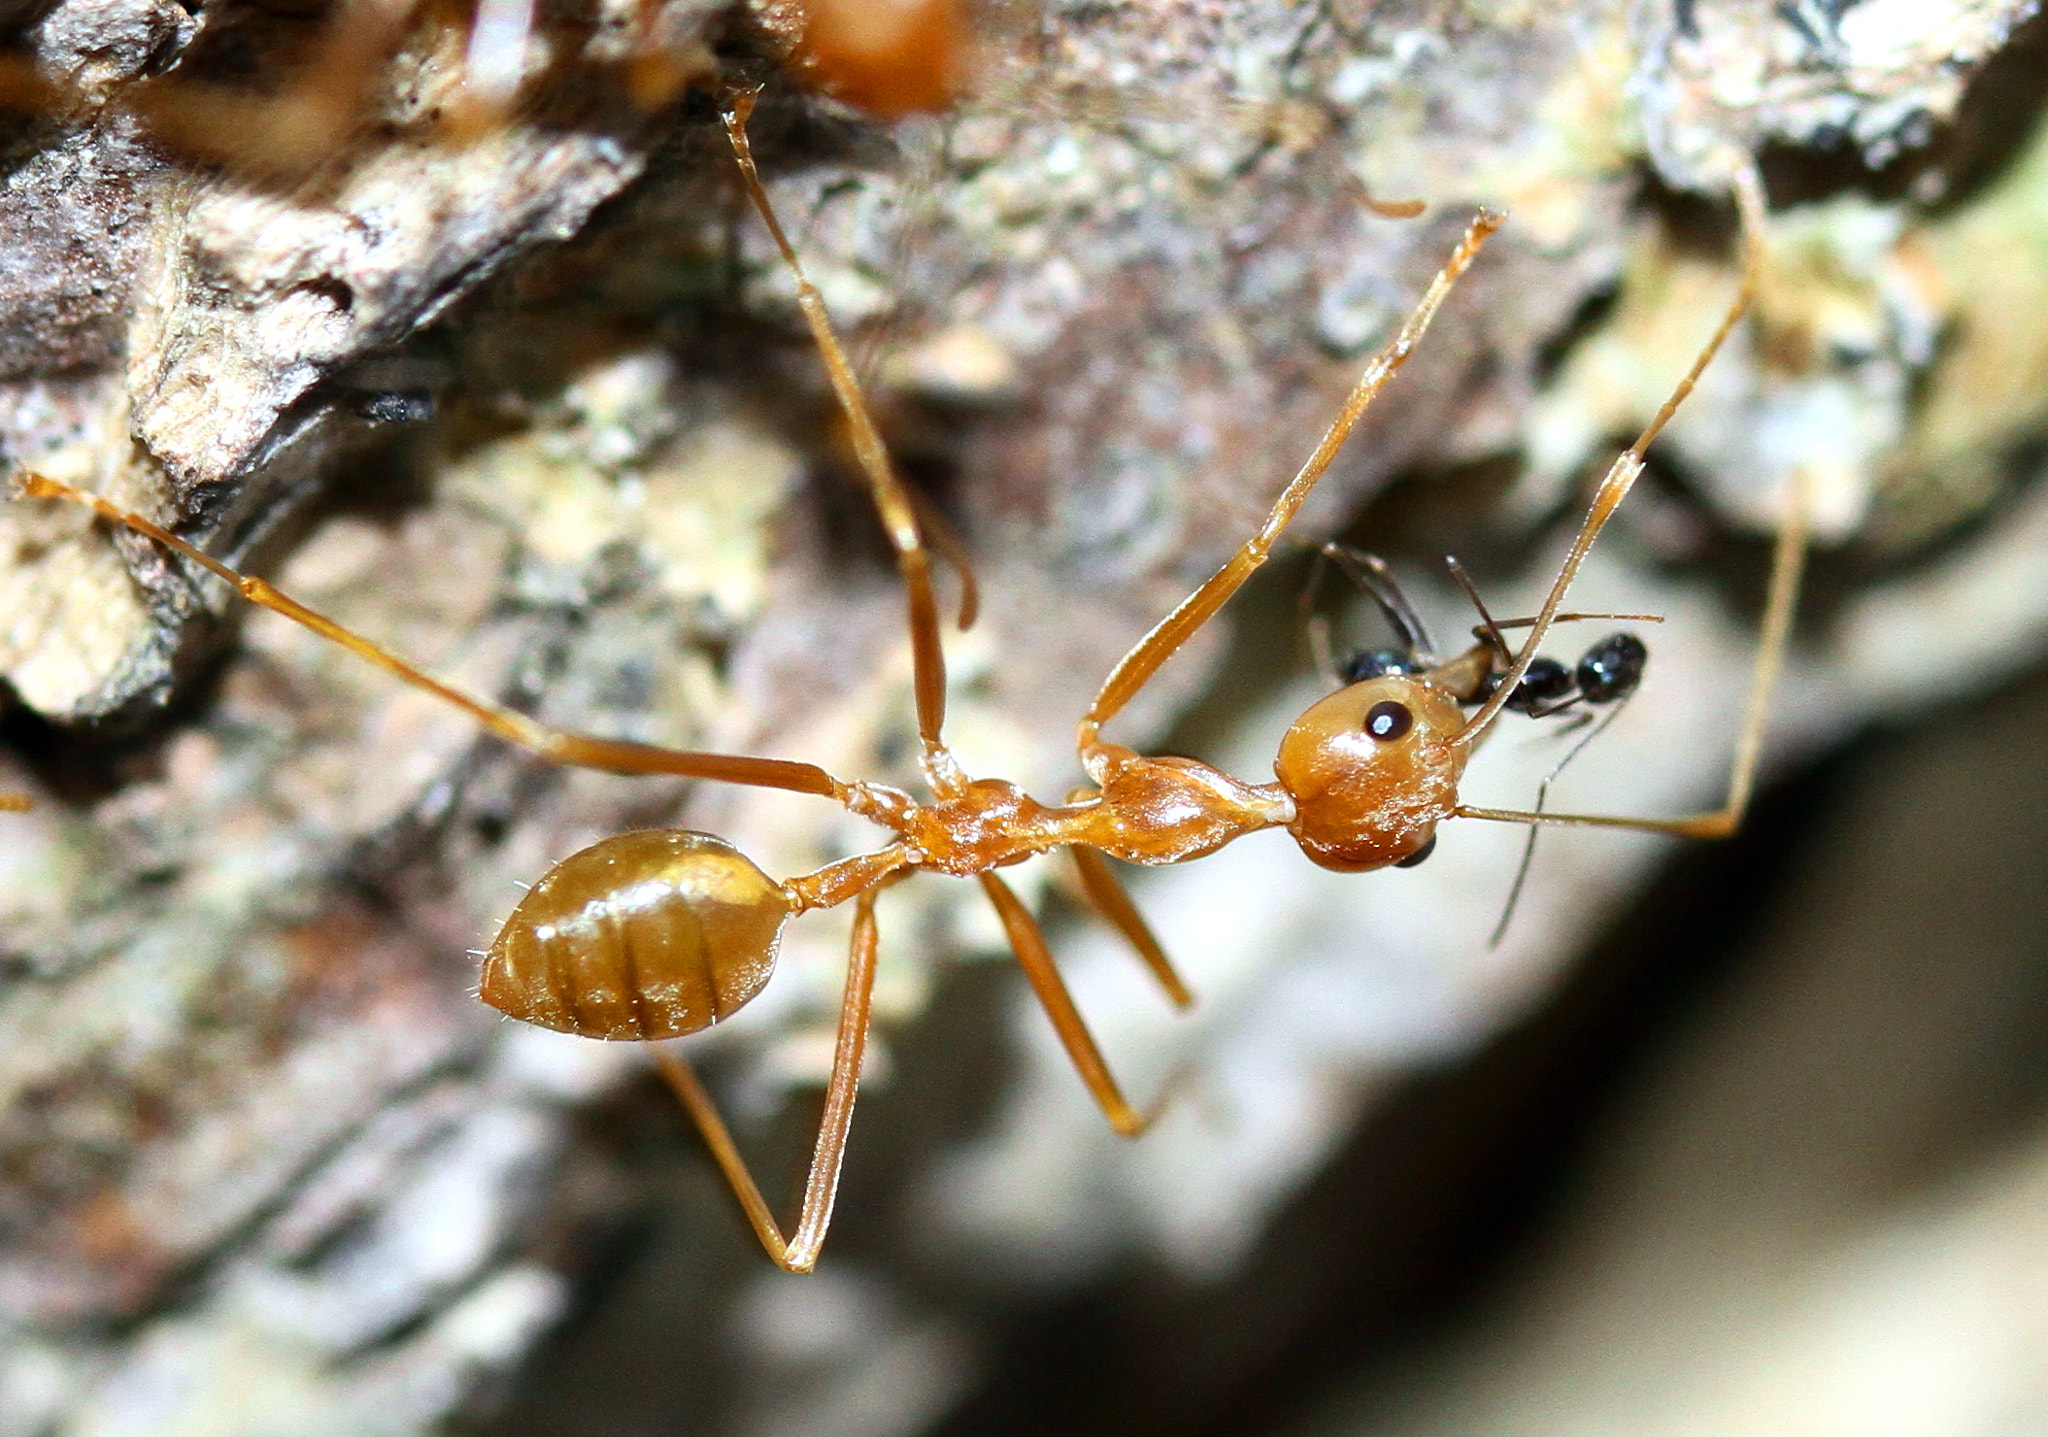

653,881,885,1273
1076,209,1504,763
1457,466,1809,841
723,90,966,794
979,870,1168,1137
1066,844,1193,1009
0,795,30,812
16,473,872,804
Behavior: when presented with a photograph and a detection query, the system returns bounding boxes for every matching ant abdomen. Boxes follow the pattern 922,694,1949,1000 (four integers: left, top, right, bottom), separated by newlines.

1576,632,1647,703
481,830,795,1042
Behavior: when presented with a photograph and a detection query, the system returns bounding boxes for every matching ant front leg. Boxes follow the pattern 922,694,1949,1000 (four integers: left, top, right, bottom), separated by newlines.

0,795,29,812
1458,465,1810,841
1077,210,1503,766
654,880,887,1272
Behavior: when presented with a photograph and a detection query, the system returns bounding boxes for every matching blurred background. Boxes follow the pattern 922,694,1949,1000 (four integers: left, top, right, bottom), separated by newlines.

2,1,2047,1434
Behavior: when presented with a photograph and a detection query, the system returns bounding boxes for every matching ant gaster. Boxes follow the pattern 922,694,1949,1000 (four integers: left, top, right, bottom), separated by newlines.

16,92,1807,1271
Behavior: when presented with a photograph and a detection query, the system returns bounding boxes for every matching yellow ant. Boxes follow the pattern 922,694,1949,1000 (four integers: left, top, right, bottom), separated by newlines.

15,88,1805,1272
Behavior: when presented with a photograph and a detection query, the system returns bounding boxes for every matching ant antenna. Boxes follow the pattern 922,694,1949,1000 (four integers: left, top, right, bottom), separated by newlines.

1452,164,1770,753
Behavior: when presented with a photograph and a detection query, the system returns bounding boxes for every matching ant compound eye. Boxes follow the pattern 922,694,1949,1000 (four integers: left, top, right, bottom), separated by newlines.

1363,699,1413,741
1506,656,1573,713
1341,647,1415,683
1393,833,1437,868
1576,633,1648,704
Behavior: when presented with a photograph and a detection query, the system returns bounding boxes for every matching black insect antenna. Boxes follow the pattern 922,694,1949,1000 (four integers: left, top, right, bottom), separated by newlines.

1329,544,1438,661
1444,554,1511,664
1311,542,1441,683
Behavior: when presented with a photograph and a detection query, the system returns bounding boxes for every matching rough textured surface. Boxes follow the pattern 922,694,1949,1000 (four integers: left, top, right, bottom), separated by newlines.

0,1,2045,1434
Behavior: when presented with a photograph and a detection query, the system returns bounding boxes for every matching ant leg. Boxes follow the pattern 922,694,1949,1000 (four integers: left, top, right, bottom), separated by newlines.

723,89,966,793
16,473,871,804
905,484,980,630
654,881,885,1273
1487,698,1633,948
1078,209,1504,763
0,796,29,812
1457,466,1810,841
1455,165,1771,748
1066,844,1193,1009
1321,543,1438,660
979,870,1168,1136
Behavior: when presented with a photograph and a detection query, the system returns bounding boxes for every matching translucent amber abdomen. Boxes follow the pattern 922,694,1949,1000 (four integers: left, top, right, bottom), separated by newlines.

481,830,794,1041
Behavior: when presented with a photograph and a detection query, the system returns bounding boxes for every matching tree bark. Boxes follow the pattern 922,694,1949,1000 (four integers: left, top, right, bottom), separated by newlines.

1,1,2045,1432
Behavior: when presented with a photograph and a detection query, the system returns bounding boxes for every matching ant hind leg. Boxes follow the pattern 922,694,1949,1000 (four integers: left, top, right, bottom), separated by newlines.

654,879,887,1272
14,472,861,802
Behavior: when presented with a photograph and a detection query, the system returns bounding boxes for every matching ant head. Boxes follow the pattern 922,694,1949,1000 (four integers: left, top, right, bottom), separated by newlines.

1275,675,1473,872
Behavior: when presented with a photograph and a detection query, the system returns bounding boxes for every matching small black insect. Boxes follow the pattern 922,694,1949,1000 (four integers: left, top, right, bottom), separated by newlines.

357,391,437,426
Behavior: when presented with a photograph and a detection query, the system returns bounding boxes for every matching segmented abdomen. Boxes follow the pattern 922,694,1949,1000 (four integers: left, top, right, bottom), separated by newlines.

481,829,794,1041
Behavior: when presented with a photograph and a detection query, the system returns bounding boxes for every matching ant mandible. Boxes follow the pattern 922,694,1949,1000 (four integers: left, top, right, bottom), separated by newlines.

15,89,1806,1271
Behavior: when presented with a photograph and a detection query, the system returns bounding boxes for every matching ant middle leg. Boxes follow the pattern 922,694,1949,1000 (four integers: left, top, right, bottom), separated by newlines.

980,868,1171,1137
